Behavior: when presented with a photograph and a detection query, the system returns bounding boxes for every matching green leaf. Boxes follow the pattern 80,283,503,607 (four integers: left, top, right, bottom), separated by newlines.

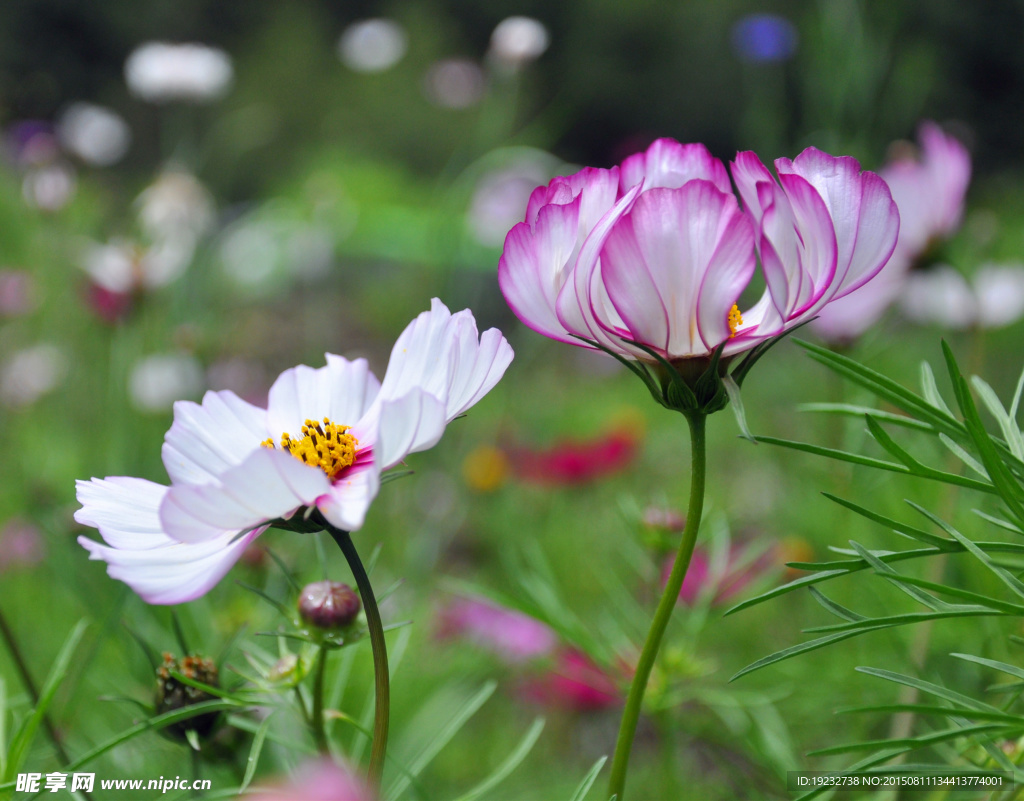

950,653,1024,683
798,403,932,431
802,608,1005,636
239,711,274,792
731,629,881,681
879,575,1024,615
3,619,87,782
855,667,1004,713
263,547,301,592
920,360,955,417
795,339,963,437
807,722,1009,756
908,501,1024,601
972,375,1024,460
807,586,864,622
569,756,608,801
937,433,989,478
847,540,947,611
837,703,1023,723
450,717,545,801
384,681,498,801
723,374,755,442
822,493,952,548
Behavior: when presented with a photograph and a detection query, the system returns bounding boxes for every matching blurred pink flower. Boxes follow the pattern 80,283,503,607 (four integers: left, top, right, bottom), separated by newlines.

500,137,898,362
247,759,373,801
520,649,623,712
507,427,639,485
814,122,971,342
0,270,36,317
437,597,556,663
665,544,773,606
0,518,45,571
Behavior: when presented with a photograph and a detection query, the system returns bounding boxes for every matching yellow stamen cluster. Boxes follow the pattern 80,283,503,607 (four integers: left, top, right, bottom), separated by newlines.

262,418,358,480
728,304,743,337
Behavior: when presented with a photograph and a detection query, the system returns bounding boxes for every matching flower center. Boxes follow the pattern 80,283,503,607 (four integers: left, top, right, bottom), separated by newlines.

261,418,358,480
728,304,743,337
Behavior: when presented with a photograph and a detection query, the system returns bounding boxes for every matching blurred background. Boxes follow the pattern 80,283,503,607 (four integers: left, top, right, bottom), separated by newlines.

4,1,1024,799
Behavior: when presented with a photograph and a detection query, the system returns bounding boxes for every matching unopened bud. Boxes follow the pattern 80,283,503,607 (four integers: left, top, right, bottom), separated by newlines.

298,581,361,629
155,652,220,739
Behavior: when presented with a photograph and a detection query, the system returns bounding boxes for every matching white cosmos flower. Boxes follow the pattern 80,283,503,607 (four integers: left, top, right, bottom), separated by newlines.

125,42,233,103
76,299,513,604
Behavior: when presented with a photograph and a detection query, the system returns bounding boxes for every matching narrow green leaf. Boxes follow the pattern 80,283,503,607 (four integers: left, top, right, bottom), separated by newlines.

798,403,932,431
263,547,301,592
938,433,989,478
972,376,1024,460
450,717,545,801
908,501,1024,601
837,704,1022,723
973,509,1024,535
731,629,882,681
4,620,87,781
796,339,962,436
808,722,1009,756
569,756,608,801
808,586,864,621
822,493,952,548
385,681,498,801
723,374,755,442
855,666,1003,713
235,582,289,616
848,540,947,610
950,653,1024,682
239,711,274,792
803,608,1004,635
881,575,1024,615
920,360,955,417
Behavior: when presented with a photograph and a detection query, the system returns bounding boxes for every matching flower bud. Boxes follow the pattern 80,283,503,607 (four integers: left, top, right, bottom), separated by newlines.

298,581,361,629
155,652,220,739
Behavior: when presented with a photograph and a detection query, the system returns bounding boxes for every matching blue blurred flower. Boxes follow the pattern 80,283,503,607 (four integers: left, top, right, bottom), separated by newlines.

731,14,798,64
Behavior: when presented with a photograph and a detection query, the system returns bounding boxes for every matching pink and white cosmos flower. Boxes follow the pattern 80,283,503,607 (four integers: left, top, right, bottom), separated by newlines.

813,122,971,342
76,299,512,604
499,138,899,362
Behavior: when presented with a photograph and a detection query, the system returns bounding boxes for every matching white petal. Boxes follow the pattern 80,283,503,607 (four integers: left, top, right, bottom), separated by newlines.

266,355,380,438
444,318,514,418
160,447,331,542
318,459,381,532
377,298,456,403
161,390,268,485
375,387,448,469
75,475,263,604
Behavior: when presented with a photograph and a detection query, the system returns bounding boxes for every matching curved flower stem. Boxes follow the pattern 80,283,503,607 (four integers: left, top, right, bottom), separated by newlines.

324,524,390,788
311,645,329,754
608,412,707,801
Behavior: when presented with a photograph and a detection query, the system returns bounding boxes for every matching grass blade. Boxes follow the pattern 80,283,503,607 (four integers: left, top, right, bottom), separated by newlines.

569,756,608,801
450,717,545,801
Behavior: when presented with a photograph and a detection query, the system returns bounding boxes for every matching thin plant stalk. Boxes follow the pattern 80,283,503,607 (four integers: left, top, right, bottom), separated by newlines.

607,412,707,801
0,608,84,785
323,522,390,788
311,646,329,754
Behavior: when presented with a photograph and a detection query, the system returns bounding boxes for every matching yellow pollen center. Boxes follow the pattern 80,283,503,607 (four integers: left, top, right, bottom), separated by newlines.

728,304,743,338
261,418,358,480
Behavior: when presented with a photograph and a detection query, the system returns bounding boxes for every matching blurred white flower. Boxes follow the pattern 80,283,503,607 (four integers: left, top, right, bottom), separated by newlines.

136,169,215,242
973,264,1024,328
129,353,204,413
22,164,75,211
424,59,485,109
901,263,1024,330
79,237,194,293
489,17,549,68
125,42,233,103
468,152,559,247
57,103,131,166
1,344,68,406
219,204,334,293
337,18,407,73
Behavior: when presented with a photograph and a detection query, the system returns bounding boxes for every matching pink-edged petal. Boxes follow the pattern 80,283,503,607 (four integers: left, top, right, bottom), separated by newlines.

696,210,757,348
375,387,447,469
318,459,381,532
75,476,263,604
620,139,732,195
266,355,380,440
917,122,971,236
730,151,775,226
499,198,582,345
556,182,644,354
160,447,331,543
780,149,899,299
161,390,268,485
776,172,839,313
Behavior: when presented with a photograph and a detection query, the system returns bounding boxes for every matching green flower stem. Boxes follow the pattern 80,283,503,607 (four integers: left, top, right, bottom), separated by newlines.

608,412,707,801
311,645,329,754
325,525,390,788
